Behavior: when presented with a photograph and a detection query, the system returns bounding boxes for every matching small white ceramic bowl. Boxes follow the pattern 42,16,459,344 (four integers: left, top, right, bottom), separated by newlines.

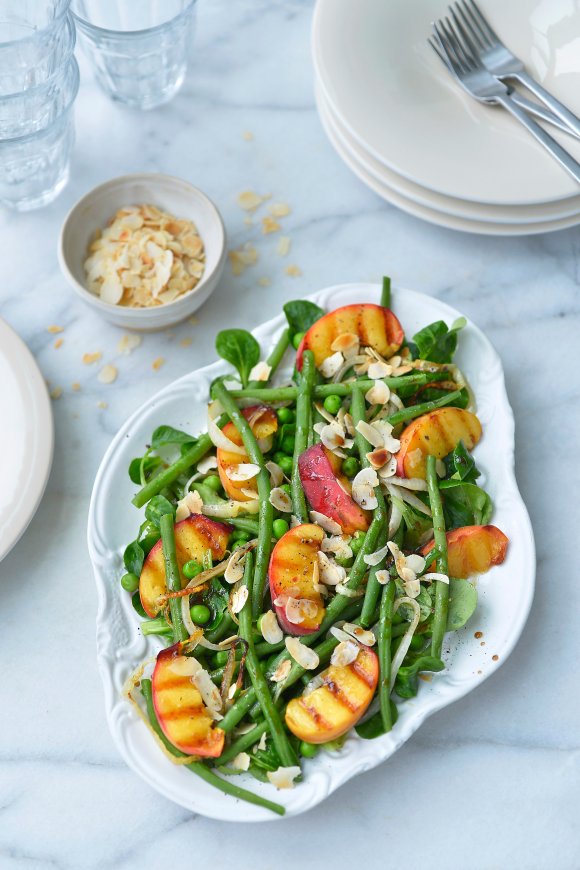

58,173,227,330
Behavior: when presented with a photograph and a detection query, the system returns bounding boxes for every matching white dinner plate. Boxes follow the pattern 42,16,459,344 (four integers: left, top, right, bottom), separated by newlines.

312,0,580,206
88,283,535,821
0,319,54,563
318,92,580,236
317,80,580,225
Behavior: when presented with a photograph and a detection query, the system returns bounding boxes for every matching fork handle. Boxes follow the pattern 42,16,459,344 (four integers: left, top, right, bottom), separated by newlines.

503,71,580,139
497,94,580,185
510,92,580,140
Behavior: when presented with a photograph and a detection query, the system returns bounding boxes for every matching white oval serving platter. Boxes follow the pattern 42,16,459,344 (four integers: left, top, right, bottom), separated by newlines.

88,283,535,821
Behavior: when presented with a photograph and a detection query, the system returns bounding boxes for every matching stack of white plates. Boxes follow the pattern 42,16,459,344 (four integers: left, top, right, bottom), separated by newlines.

312,0,580,235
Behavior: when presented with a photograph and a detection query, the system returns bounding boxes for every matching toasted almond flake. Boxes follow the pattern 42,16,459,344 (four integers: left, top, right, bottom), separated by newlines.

270,659,292,684
197,454,218,474
387,540,419,588
152,357,165,371
355,420,383,449
262,215,281,234
329,626,352,644
378,455,398,479
285,264,302,277
265,461,284,487
236,190,266,211
335,582,363,598
50,387,62,400
320,420,352,454
180,337,193,347
248,361,272,382
406,554,426,574
276,236,291,257
367,360,392,379
82,351,102,365
317,551,346,586
367,447,393,470
227,683,238,701
353,467,379,489
388,476,428,491
365,380,390,405
321,535,353,560
257,732,268,751
260,610,283,644
54,338,63,349
175,489,204,521
242,130,254,141
71,382,81,391
284,597,305,625
363,542,390,567
98,364,118,385
330,333,360,357
269,202,291,217
117,333,142,355
372,420,401,453
226,463,261,482
331,640,360,667
258,276,272,286
231,585,249,615
269,487,293,512
231,752,250,771
309,510,342,535
224,548,248,585
375,569,391,585
285,637,319,669
423,572,450,584
342,623,376,646
47,325,64,334
303,673,325,696
319,351,343,378
193,668,223,717
267,766,301,789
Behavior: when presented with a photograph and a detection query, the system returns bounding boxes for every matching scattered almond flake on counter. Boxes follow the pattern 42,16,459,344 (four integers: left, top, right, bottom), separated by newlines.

117,333,142,355
242,131,254,141
267,766,301,789
243,216,253,227
97,401,108,409
47,325,64,334
54,338,64,349
82,351,102,365
50,387,63,400
236,190,268,211
180,337,193,347
276,236,291,257
269,202,291,217
285,264,302,277
83,204,205,309
258,276,271,286
229,243,259,276
71,382,81,391
152,357,165,371
262,215,281,234
98,364,118,385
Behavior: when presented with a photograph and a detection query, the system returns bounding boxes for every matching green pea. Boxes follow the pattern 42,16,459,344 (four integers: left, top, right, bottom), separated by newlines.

281,436,295,455
341,457,360,478
183,560,203,579
214,650,229,667
121,572,140,593
204,474,222,492
277,407,295,424
300,741,320,758
273,518,289,540
292,331,305,350
232,540,248,551
278,483,292,496
190,604,211,625
231,529,251,542
351,531,366,554
323,394,342,415
277,455,293,476
409,634,427,651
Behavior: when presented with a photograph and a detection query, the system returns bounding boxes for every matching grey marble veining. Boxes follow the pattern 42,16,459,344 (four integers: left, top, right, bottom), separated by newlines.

0,1,579,867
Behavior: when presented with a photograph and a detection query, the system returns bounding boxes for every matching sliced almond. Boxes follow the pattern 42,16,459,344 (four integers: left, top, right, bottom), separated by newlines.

248,361,272,382
270,659,292,684
331,640,360,667
225,463,261,482
309,510,342,535
269,487,293,513
260,610,283,644
267,766,301,789
285,637,319,670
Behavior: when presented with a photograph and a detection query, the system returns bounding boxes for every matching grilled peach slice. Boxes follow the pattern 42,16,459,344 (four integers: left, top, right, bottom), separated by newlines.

422,525,508,578
152,643,225,758
217,404,278,502
269,523,325,635
296,303,404,370
298,443,369,535
397,407,482,479
285,645,379,743
139,514,231,617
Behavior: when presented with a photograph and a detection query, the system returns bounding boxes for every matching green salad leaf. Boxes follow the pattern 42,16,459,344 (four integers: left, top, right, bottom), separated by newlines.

440,480,493,529
216,329,261,387
145,494,176,528
151,425,196,450
446,578,478,631
355,702,398,739
394,655,445,699
444,440,480,482
409,317,466,364
128,455,163,486
283,300,324,337
124,540,145,576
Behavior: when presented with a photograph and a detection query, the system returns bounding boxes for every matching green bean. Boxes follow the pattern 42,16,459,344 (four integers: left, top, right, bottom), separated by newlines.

212,381,274,618
377,580,396,732
349,384,389,628
217,720,270,766
291,350,315,522
140,679,284,816
190,481,225,505
218,686,261,733
140,617,174,637
237,552,297,768
386,390,463,427
159,513,188,643
381,275,391,308
205,613,236,644
227,372,447,402
426,454,449,658
226,517,260,536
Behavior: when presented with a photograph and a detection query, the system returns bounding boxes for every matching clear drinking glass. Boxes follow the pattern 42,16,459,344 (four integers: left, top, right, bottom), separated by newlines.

0,1,74,95
71,0,198,110
0,57,79,210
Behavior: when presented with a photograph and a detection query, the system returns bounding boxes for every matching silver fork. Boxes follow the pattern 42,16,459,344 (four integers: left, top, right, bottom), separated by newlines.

429,19,580,184
451,0,580,139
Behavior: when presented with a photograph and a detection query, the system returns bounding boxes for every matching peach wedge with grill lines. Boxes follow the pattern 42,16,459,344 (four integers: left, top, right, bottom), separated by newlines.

298,443,370,535
396,407,482,479
295,303,403,370
422,525,508,578
152,643,225,758
217,404,278,501
139,515,231,617
269,523,326,635
285,645,379,743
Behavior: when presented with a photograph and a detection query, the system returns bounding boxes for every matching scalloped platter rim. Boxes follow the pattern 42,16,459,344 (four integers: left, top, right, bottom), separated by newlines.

88,282,535,821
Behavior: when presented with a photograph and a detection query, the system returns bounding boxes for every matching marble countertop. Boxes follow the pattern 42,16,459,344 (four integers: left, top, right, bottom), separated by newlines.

1,1,578,867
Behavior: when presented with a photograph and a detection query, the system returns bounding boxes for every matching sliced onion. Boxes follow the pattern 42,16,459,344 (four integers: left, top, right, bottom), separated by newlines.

202,499,260,517
385,483,432,517
390,597,421,690
207,400,246,455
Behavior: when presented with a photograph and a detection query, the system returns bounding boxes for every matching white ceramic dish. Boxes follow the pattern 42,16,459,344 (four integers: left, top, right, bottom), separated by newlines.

318,93,580,236
58,174,227,331
0,319,54,563
317,81,580,226
312,0,580,207
88,283,535,821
